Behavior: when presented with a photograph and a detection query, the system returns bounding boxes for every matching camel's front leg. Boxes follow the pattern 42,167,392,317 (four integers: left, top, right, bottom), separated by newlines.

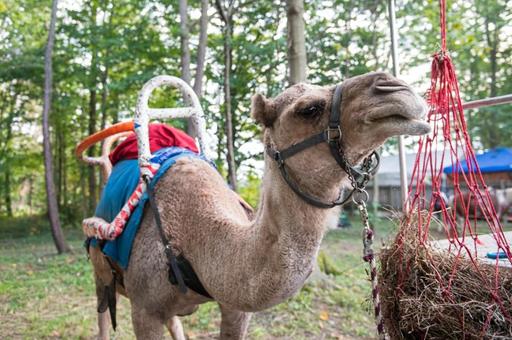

131,304,165,340
97,310,110,340
219,304,252,340
166,316,186,340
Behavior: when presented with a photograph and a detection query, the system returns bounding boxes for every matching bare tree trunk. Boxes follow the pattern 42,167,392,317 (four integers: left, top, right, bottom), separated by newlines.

62,130,67,208
179,0,196,137
88,88,97,213
42,0,70,254
88,2,98,214
179,0,191,85
193,0,209,96
223,28,237,190
28,177,34,215
100,65,109,130
57,126,64,207
286,0,307,85
484,10,499,148
100,1,114,131
1,100,15,217
215,0,237,190
4,171,12,217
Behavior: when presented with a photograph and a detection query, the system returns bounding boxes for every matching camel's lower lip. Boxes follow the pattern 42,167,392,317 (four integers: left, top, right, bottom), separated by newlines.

409,119,432,136
396,119,431,136
374,117,431,136
369,113,420,122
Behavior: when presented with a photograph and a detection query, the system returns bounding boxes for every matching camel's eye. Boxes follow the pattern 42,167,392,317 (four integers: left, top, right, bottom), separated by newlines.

297,101,325,119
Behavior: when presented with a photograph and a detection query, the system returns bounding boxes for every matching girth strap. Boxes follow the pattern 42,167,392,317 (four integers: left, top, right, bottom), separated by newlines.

145,176,212,299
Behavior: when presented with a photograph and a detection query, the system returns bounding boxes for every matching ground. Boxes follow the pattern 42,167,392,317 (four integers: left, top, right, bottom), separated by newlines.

0,213,399,339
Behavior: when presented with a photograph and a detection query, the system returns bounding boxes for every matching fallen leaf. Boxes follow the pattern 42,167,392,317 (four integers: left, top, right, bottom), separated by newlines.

319,310,329,321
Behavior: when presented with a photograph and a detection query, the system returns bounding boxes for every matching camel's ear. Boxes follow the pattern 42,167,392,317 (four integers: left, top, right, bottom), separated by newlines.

251,93,277,127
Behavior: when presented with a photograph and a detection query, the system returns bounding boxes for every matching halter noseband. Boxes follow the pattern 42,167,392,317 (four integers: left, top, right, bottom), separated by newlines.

266,83,380,209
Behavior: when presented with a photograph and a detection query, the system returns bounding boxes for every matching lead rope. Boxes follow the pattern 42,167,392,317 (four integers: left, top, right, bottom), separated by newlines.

353,194,388,340
353,190,387,340
347,152,386,339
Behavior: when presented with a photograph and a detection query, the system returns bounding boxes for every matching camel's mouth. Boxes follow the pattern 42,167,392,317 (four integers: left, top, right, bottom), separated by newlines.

364,89,431,136
378,116,431,136
368,110,431,136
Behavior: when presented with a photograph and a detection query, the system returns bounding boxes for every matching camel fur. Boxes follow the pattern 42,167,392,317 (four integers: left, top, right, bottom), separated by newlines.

88,72,430,339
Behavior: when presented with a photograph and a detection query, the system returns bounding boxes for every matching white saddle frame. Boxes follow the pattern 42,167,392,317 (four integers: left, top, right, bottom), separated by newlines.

135,75,211,175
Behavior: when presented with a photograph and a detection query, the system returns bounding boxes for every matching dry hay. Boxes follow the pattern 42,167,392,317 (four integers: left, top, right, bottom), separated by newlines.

379,217,512,339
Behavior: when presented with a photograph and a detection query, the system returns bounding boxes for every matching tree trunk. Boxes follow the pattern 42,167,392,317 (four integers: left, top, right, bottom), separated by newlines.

179,0,196,137
88,2,99,214
88,88,97,213
42,0,70,254
4,171,12,217
215,0,237,190
222,24,237,190
28,177,34,215
100,65,109,130
193,0,209,96
57,126,64,207
286,0,307,85
1,97,15,217
61,128,67,208
484,10,499,148
179,0,191,85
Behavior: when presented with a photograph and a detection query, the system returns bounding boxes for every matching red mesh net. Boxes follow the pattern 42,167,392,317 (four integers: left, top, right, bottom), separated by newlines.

386,0,512,337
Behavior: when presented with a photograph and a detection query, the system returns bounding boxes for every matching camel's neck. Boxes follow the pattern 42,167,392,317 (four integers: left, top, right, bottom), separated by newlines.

244,157,345,309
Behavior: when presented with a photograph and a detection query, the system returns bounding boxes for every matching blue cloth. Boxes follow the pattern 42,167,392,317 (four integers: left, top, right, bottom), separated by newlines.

91,147,206,269
443,147,512,174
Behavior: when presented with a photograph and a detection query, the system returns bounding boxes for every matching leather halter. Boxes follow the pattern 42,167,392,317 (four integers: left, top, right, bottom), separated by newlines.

266,84,380,209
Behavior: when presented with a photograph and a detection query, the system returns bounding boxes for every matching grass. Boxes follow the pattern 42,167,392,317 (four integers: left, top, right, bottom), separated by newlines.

0,214,400,339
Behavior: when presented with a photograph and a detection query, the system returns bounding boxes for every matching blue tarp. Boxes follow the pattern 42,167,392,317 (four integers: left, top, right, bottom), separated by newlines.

90,146,208,269
443,147,512,174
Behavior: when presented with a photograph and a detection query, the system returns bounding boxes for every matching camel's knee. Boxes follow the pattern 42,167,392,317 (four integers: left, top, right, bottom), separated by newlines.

219,304,252,340
167,316,186,340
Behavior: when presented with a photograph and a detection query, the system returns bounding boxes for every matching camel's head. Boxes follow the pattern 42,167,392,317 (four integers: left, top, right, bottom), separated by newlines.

252,72,430,186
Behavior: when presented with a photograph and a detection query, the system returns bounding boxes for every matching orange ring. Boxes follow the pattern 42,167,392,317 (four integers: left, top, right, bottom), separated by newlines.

75,121,134,159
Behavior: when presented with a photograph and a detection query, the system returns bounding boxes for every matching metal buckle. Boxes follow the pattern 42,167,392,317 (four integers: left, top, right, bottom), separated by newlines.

326,126,342,142
273,150,284,166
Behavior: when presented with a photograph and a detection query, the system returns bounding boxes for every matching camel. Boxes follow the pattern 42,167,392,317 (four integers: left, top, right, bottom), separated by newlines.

88,71,430,339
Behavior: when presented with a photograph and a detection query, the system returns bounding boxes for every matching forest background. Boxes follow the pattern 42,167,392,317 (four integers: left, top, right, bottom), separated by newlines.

0,0,511,250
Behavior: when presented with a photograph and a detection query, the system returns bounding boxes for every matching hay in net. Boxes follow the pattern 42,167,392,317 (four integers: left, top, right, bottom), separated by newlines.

379,215,512,340
375,1,512,337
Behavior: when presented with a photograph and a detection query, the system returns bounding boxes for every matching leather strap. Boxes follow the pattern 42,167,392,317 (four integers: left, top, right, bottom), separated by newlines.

274,131,327,161
145,176,188,294
276,158,354,208
265,83,380,209
145,176,212,299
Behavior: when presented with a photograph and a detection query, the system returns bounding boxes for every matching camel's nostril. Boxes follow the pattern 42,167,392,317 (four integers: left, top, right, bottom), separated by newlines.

374,79,410,93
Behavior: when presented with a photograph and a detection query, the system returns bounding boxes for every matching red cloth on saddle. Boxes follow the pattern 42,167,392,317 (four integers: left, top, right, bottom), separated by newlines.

109,123,198,165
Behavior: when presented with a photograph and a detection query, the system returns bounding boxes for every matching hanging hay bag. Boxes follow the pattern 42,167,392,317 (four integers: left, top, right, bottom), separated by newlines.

378,218,512,339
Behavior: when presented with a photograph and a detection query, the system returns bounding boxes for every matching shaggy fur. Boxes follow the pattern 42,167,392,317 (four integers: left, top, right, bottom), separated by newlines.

89,72,429,339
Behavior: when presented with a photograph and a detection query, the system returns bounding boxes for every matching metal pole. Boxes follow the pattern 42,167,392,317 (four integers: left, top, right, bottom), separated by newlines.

463,94,512,110
388,0,409,212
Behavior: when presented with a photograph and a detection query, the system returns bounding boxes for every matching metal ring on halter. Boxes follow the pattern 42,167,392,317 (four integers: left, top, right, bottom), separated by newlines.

352,189,369,205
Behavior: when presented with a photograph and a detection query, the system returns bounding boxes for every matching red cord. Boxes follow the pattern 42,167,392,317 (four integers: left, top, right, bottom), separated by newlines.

397,0,512,334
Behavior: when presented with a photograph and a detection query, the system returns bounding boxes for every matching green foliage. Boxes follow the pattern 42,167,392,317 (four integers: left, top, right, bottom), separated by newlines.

0,0,511,221
237,170,261,208
317,250,342,276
